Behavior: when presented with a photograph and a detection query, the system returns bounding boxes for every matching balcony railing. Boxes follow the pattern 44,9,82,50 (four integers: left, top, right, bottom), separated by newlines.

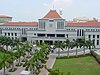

32,36,66,39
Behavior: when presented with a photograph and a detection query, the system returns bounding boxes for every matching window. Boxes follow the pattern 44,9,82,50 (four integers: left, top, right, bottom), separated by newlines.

5,33,6,36
82,29,84,36
49,24,52,27
97,35,99,38
80,29,81,36
11,33,13,36
49,20,54,22
89,35,91,38
8,33,10,36
15,37,17,39
66,34,68,38
34,33,36,35
77,29,83,36
93,35,95,38
77,29,79,36
12,37,14,39
57,21,64,29
93,40,95,45
38,34,45,37
39,21,45,29
0,28,2,34
97,40,99,45
15,33,17,36
56,34,65,37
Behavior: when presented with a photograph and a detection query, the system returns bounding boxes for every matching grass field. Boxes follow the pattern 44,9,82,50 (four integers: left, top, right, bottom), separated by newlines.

53,56,100,75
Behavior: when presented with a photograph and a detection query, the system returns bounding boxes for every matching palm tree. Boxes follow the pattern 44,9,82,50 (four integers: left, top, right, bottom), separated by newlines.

25,51,40,74
73,39,80,57
64,39,70,57
5,37,12,51
54,40,64,57
15,44,23,66
25,58,38,74
86,39,94,52
9,49,17,71
0,36,3,47
21,44,27,62
80,39,86,55
24,41,31,58
0,52,11,75
0,36,7,48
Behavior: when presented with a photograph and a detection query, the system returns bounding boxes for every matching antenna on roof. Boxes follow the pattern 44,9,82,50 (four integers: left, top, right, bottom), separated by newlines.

52,5,55,10
59,8,63,15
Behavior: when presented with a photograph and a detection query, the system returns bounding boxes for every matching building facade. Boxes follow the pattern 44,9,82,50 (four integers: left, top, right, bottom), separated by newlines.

0,10,100,48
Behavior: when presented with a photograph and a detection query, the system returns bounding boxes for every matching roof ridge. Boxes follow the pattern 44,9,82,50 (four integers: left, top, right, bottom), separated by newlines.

43,10,62,19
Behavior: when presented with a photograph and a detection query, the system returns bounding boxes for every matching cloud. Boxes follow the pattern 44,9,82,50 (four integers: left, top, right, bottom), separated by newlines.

43,0,73,9
43,3,49,7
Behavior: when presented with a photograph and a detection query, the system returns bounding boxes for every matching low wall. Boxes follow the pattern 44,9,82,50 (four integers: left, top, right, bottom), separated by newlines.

91,50,100,64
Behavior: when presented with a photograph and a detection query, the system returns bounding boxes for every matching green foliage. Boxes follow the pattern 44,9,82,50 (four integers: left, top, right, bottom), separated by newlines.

57,53,91,59
9,68,17,72
36,41,40,46
48,69,64,75
0,36,51,75
16,63,23,67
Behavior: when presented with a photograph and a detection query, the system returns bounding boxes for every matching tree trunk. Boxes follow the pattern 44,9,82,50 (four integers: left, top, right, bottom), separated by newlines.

2,45,4,49
68,48,69,58
24,55,26,60
58,48,60,57
12,62,14,70
19,58,21,65
89,46,91,54
4,63,6,75
76,47,78,57
28,52,30,57
6,46,9,51
83,46,85,56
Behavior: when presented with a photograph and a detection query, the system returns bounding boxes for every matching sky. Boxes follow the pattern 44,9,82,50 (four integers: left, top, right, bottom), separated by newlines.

0,0,100,22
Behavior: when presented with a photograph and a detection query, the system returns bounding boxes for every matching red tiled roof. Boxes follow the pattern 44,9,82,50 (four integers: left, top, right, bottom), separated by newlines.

0,15,12,18
43,10,62,19
67,20,100,27
2,22,38,26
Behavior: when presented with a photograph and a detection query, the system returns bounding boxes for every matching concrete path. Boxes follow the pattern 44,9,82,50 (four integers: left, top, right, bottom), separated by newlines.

39,55,56,75
9,67,25,75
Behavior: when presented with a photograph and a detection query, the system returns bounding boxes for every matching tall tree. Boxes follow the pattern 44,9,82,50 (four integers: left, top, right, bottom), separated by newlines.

64,39,70,57
54,40,63,57
0,53,11,75
9,49,17,70
73,39,80,57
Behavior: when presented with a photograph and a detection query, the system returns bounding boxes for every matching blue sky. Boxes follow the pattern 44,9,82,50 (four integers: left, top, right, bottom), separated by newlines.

0,0,100,21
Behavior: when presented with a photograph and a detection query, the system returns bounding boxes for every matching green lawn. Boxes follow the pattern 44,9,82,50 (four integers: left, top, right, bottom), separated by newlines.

53,56,100,75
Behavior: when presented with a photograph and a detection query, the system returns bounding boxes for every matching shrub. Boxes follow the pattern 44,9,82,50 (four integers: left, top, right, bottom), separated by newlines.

57,53,91,59
48,69,64,75
9,68,17,72
16,63,23,67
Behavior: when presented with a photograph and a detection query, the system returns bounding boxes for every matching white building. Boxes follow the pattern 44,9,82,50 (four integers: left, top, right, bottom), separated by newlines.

0,10,100,48
0,15,12,23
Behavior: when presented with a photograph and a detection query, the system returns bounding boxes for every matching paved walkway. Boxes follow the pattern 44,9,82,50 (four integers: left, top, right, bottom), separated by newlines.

39,55,56,75
0,62,25,75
